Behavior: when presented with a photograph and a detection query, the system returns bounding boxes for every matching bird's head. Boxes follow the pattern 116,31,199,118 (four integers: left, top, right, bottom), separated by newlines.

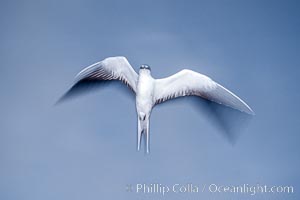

139,64,151,75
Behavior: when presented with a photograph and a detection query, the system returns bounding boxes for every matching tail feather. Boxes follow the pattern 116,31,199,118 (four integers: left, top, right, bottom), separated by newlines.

145,119,150,153
137,118,142,151
137,117,150,153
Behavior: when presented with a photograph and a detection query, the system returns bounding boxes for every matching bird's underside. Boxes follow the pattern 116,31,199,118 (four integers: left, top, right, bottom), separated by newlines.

58,56,254,153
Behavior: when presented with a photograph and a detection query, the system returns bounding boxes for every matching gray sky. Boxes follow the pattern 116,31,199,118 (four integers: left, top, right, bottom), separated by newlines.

0,0,299,199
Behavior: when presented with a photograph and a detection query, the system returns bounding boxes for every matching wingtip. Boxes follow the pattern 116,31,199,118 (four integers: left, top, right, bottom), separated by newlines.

249,109,255,116
54,90,71,106
53,99,61,106
245,106,255,116
54,96,65,106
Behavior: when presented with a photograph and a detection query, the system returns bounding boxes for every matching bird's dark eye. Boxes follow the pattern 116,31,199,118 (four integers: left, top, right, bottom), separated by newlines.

140,65,151,70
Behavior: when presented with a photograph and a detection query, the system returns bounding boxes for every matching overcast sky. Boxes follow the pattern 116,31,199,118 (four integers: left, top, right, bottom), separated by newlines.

0,0,299,199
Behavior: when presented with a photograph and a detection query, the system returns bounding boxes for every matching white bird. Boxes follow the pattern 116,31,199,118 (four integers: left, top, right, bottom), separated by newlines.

59,56,254,153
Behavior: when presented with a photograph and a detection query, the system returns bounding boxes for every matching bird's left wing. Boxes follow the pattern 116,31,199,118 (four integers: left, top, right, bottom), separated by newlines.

57,56,138,103
154,69,254,115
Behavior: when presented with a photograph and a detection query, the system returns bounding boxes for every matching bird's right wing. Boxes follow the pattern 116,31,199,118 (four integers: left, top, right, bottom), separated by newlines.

57,56,138,103
154,69,254,115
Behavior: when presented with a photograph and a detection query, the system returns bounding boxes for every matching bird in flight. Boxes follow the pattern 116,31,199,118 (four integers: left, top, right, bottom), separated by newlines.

58,56,254,153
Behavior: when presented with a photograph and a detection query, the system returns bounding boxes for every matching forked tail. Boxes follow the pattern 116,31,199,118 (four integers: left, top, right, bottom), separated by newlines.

137,113,150,153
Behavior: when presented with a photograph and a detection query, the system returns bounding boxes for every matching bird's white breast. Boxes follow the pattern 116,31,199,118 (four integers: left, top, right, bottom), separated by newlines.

136,72,155,114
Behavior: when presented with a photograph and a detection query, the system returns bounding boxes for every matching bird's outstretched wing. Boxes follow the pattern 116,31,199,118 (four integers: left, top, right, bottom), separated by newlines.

57,56,138,103
154,69,254,115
